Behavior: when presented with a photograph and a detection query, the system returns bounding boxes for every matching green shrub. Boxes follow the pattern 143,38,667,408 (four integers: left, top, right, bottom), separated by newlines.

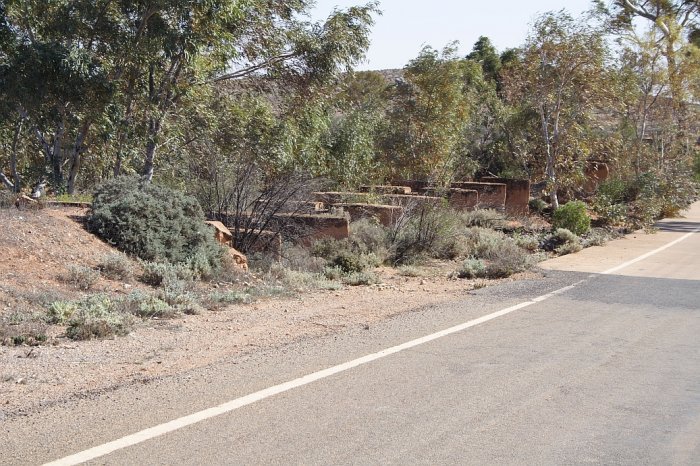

514,234,540,252
209,290,253,305
555,241,583,256
388,203,462,264
552,201,591,236
97,254,134,281
61,265,100,290
484,241,533,278
528,198,547,214
313,238,380,273
140,261,194,287
455,258,487,279
342,271,380,286
46,301,78,324
464,227,508,259
63,295,135,340
118,292,175,318
553,228,578,244
349,218,389,257
461,209,507,228
88,175,222,275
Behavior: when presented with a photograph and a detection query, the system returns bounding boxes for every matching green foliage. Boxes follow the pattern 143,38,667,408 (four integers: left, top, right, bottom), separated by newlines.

552,201,591,236
88,176,222,276
455,258,487,279
528,198,547,214
140,261,195,288
61,265,100,290
461,209,507,228
97,254,133,281
342,271,380,286
61,295,136,340
388,203,464,264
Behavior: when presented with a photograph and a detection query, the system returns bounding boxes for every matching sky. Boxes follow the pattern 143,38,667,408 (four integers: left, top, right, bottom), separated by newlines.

310,0,595,70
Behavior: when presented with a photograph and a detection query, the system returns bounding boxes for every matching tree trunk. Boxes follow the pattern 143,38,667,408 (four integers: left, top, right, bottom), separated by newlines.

51,119,65,190
540,105,559,209
142,117,162,182
66,121,91,195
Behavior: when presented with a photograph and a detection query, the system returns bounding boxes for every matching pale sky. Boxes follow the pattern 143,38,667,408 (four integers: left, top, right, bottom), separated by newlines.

310,0,595,70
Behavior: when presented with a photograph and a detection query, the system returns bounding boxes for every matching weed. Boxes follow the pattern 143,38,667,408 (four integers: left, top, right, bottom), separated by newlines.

0,311,48,346
209,290,253,305
342,271,380,286
97,254,134,281
61,265,100,290
461,209,507,228
62,295,135,340
455,258,487,279
397,265,423,277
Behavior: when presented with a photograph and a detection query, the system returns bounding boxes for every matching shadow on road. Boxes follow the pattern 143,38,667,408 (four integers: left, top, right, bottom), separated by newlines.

655,220,700,233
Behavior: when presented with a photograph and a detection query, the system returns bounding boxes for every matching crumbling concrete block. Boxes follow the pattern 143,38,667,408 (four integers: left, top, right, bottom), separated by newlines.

450,182,506,211
447,189,479,211
479,177,530,216
584,161,610,194
359,185,412,195
205,221,248,270
333,203,404,227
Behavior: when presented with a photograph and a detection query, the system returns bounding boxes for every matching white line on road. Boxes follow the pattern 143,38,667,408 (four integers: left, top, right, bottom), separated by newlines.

44,226,699,466
601,228,700,275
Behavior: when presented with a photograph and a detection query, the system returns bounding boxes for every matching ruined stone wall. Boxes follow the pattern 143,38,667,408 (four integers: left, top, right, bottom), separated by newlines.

450,182,506,210
478,177,530,215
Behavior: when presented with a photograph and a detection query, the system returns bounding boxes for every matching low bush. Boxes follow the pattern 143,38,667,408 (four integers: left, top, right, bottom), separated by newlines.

60,295,135,340
484,241,533,278
97,254,133,281
461,209,507,228
555,241,583,256
0,310,48,346
349,218,389,257
388,202,463,264
88,175,222,276
552,201,591,236
119,292,175,319
528,198,547,215
455,258,486,279
209,290,253,305
61,265,100,290
514,234,540,252
342,271,380,286
140,261,194,288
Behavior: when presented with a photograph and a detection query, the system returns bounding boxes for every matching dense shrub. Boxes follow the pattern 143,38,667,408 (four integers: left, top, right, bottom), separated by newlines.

61,265,100,290
97,254,134,281
88,176,222,276
455,258,486,279
57,295,136,340
552,201,591,236
388,202,463,264
528,198,547,215
461,209,507,228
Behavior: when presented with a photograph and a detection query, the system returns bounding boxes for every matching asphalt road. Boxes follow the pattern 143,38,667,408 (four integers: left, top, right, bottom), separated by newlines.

3,203,700,465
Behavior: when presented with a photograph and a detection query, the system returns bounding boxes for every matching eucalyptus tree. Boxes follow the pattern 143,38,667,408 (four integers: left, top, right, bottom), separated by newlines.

381,44,476,183
1,0,378,193
502,11,608,208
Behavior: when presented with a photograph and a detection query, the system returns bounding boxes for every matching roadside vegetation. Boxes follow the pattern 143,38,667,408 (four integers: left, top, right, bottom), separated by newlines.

1,1,698,346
